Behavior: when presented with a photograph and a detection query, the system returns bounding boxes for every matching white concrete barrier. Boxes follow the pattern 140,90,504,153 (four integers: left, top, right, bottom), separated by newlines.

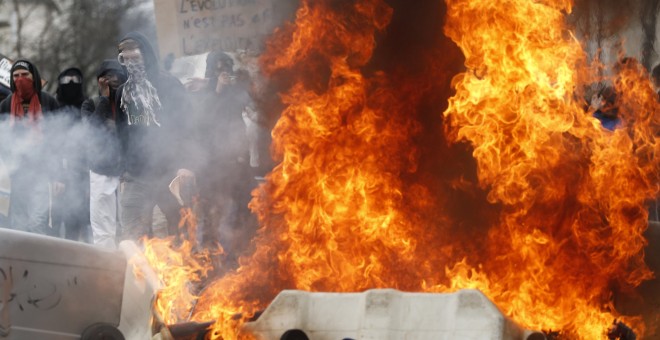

0,228,125,339
243,289,544,340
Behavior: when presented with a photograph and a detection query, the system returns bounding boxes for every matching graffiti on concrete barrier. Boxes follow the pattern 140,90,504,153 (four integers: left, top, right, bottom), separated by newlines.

0,265,63,313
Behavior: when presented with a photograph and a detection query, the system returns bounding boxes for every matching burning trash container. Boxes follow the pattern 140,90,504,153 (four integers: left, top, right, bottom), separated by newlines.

0,228,158,340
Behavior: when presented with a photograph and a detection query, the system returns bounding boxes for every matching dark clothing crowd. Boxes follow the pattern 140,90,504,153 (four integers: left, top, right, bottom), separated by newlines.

0,32,657,255
0,32,270,256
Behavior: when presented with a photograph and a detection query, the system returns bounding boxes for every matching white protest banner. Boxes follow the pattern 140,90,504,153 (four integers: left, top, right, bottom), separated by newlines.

153,0,278,58
0,57,12,88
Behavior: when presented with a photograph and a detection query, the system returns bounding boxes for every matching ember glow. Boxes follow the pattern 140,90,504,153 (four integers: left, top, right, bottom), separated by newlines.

139,0,660,339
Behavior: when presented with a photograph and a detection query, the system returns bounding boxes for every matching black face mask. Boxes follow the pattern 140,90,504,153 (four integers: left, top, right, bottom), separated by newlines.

59,83,84,105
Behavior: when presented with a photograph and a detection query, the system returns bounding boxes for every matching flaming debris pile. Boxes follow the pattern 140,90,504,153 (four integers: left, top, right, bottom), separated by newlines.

140,0,660,339
142,207,214,325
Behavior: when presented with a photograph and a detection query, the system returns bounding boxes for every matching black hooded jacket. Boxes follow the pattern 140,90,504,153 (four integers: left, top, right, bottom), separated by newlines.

0,59,61,179
55,67,88,176
81,59,127,176
0,59,59,115
115,32,191,179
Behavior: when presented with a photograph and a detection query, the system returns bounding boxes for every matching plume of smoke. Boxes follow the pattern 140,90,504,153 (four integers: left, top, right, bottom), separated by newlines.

569,0,636,67
639,0,660,70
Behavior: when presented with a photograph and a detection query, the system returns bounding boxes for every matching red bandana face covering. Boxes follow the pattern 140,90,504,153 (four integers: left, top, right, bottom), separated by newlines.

10,76,42,127
15,77,35,101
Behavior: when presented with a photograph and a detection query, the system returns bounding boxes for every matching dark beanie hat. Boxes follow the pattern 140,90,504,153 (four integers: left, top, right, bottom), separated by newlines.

97,59,126,79
12,60,33,74
96,59,127,87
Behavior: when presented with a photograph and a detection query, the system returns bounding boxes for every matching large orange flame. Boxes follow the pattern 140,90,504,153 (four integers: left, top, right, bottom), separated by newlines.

190,1,457,338
442,0,660,337
141,207,214,325
138,0,660,339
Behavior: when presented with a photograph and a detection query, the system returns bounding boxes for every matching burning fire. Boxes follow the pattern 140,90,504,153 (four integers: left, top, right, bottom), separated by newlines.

141,207,213,325
139,0,660,338
441,0,660,337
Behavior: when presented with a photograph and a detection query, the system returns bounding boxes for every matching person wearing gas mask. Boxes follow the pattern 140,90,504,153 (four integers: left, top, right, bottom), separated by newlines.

0,60,61,235
53,67,90,241
81,59,127,248
114,32,194,242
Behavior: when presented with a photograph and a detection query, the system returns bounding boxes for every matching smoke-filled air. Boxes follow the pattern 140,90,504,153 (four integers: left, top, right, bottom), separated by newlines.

1,0,660,339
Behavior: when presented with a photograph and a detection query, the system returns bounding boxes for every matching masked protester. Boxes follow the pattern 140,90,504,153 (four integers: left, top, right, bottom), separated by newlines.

189,50,256,260
114,32,194,242
81,59,127,248
56,68,85,108
52,67,91,242
0,60,62,235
